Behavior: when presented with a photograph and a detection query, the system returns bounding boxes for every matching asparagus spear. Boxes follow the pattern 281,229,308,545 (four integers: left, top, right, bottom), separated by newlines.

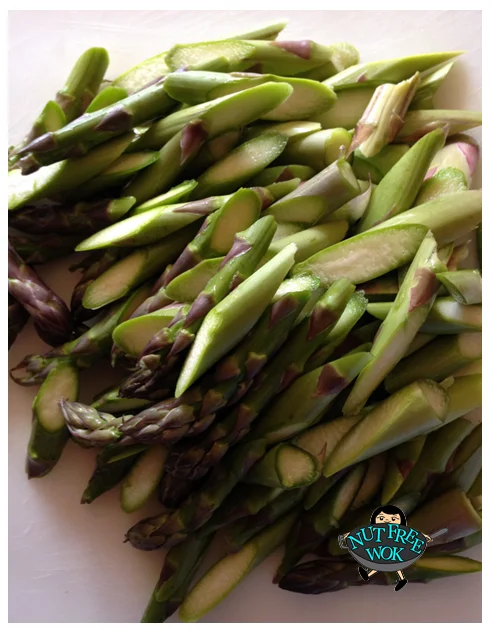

343,231,446,414
10,285,151,386
324,51,462,88
164,188,262,284
8,133,135,211
395,110,482,143
82,225,196,310
179,512,298,622
91,385,152,414
85,85,128,112
8,294,29,349
329,180,372,224
166,39,359,77
245,121,321,143
381,436,426,503
134,180,198,212
8,233,80,265
348,73,420,158
120,275,316,442
431,425,482,495
165,259,227,303
280,128,352,171
70,250,121,322
324,379,450,477
9,197,135,235
410,61,456,109
8,241,73,346
425,134,480,187
453,360,482,377
191,133,288,198
443,375,482,424
314,85,374,129
59,400,125,448
121,444,169,513
245,445,320,489
293,224,428,285
356,128,446,232
351,145,409,184
416,167,468,205
27,360,79,478
384,333,482,392
249,164,315,186
437,270,482,305
183,130,242,179
427,532,481,556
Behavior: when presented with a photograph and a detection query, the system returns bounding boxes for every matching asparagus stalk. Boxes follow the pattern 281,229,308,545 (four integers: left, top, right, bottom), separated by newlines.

27,360,79,478
453,359,482,377
381,436,427,503
395,110,482,143
82,225,197,310
324,51,462,88
91,385,152,414
166,39,359,77
121,445,169,513
384,333,482,392
443,375,482,424
249,164,315,186
356,128,446,232
10,285,151,386
314,85,375,129
179,512,298,622
437,270,482,305
191,133,288,198
410,61,456,109
8,133,135,210
351,145,409,184
183,130,242,179
9,197,135,235
8,233,80,266
425,135,480,187
59,400,125,448
164,70,336,121
85,85,128,112
293,224,428,285
8,241,73,346
324,379,450,477
134,180,199,212
8,294,29,349
348,73,420,158
329,180,372,224
82,443,147,504
416,167,468,204
343,231,446,414
245,445,320,489
357,274,399,301
245,121,321,143
280,128,352,171
70,250,121,322
275,464,366,580
431,425,482,495
427,531,481,556
120,275,316,443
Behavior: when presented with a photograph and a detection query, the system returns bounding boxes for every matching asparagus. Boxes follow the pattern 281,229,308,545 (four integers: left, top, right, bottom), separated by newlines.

165,259,225,303
179,512,298,622
59,400,124,448
432,425,482,495
70,250,121,322
249,164,315,186
9,197,135,235
329,180,372,224
348,73,420,158
8,133,134,210
453,360,482,377
183,130,242,178
410,61,456,109
443,375,482,424
395,110,482,143
245,445,320,489
191,133,288,198
82,225,197,310
10,285,151,386
120,275,316,443
164,188,262,284
381,436,426,503
324,379,450,477
384,333,482,392
416,167,468,204
351,145,409,184
8,241,73,346
8,294,29,349
275,464,366,580
16,80,174,165
324,51,462,88
27,361,79,478
166,39,359,77
293,224,428,285
121,445,169,513
357,274,399,301
427,532,481,556
82,443,147,504
280,128,352,171
134,180,198,212
92,385,152,414
86,85,128,112
343,231,446,414
314,85,374,129
164,70,336,121
425,134,480,187
245,121,321,143
356,128,446,232
437,270,482,305
368,298,482,334
8,233,80,265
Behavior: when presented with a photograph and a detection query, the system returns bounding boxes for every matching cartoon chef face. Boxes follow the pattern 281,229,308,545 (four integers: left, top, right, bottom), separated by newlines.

375,511,402,525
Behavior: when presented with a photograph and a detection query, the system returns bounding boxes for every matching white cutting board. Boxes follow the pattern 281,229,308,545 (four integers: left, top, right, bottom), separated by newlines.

8,10,482,623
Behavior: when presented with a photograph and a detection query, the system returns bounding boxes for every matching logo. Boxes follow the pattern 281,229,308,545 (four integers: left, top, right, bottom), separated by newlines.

338,504,447,592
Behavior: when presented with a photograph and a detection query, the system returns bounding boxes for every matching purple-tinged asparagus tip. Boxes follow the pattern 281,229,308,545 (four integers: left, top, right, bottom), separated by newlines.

314,365,348,397
409,269,438,312
244,353,268,380
26,454,51,479
308,307,337,340
184,293,214,326
20,132,57,154
164,247,201,285
180,120,208,165
95,105,133,132
270,295,299,327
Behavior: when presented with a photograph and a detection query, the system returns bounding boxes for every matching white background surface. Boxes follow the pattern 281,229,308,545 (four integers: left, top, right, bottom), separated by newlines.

8,10,482,623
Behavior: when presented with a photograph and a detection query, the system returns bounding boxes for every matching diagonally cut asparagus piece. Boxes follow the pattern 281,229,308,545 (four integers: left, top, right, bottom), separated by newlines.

165,259,224,303
384,332,482,392
395,110,482,143
245,444,320,489
86,85,128,112
351,145,409,184
280,128,352,171
121,444,169,513
436,270,482,305
415,167,468,204
134,180,198,212
314,85,375,130
249,164,315,186
343,231,444,414
329,180,372,224
27,360,79,478
381,436,427,504
70,250,121,322
410,61,456,109
425,134,480,187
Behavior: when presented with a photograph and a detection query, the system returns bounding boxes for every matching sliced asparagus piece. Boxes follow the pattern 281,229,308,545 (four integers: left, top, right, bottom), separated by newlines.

70,250,121,322
324,379,450,477
179,512,297,622
86,85,128,112
437,270,482,305
453,360,482,377
8,233,79,265
134,180,198,212
343,231,444,414
385,333,482,392
293,224,427,285
351,145,409,184
324,51,462,88
348,73,420,158
410,61,456,109
8,242,73,347
281,128,352,171
184,130,242,178
329,180,372,224
425,134,480,187
246,444,320,489
245,121,321,143
121,445,169,513
381,436,427,503
165,259,224,303
192,133,288,198
432,425,482,495
27,361,79,478
314,85,374,129
356,128,446,232
82,225,196,310
416,167,468,204
357,274,399,301
92,385,152,414
249,164,316,186
395,109,482,143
